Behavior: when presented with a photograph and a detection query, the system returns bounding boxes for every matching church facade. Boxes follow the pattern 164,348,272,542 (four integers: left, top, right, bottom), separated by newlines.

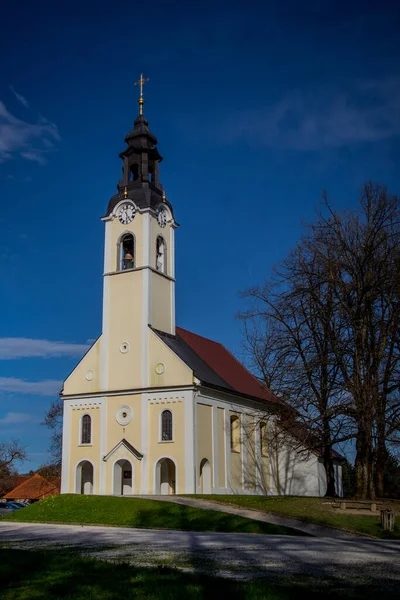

60,83,343,497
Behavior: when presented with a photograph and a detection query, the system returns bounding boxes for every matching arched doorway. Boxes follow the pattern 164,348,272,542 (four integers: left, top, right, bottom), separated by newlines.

113,459,133,495
155,458,176,495
76,460,94,495
199,459,212,494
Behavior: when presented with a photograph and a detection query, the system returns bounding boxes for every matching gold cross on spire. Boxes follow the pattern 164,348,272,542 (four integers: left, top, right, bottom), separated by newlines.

134,73,149,115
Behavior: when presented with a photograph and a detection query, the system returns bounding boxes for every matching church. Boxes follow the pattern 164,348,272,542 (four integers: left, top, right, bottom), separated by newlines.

60,77,343,497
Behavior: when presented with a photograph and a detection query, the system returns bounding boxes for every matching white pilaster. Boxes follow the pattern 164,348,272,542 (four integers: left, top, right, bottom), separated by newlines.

99,397,107,494
60,400,71,493
241,415,247,490
140,393,149,494
255,420,261,492
141,212,151,387
212,405,219,490
100,221,111,390
169,224,176,335
268,419,277,495
225,408,231,490
184,391,195,493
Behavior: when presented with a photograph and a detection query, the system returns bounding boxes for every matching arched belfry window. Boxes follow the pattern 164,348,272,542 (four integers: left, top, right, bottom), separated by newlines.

156,236,166,273
119,233,135,271
130,163,139,182
161,410,173,441
81,414,91,445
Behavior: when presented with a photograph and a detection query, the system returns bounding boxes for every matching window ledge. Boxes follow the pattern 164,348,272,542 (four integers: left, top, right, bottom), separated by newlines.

79,444,93,447
230,449,241,454
159,440,174,444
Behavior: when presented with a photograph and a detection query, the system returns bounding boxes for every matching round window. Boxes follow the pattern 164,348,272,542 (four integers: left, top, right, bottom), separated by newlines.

116,405,132,426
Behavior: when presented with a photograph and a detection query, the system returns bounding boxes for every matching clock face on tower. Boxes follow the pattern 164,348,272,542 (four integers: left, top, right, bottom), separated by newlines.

157,206,167,228
118,203,135,224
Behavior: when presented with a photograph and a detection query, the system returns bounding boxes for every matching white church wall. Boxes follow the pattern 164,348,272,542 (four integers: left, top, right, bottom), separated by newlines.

274,443,323,496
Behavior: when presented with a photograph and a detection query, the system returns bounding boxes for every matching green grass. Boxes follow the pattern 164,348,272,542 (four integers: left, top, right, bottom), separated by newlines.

191,495,400,539
1,548,398,600
1,494,304,535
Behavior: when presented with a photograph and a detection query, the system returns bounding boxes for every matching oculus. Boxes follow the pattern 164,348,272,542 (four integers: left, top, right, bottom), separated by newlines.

116,405,132,426
155,362,165,375
120,342,130,354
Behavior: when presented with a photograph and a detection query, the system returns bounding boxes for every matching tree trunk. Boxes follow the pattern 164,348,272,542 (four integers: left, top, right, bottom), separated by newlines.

323,445,337,497
354,425,375,500
375,440,386,498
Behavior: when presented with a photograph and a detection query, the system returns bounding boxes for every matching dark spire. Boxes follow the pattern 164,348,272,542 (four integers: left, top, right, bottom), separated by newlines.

106,75,174,218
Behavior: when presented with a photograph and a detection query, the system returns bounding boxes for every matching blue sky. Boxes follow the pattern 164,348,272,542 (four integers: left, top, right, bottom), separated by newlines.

0,0,399,471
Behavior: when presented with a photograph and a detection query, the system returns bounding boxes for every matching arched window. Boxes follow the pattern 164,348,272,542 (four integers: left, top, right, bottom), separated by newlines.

156,236,166,273
81,414,91,445
119,233,135,271
260,421,268,457
161,410,173,441
230,415,240,453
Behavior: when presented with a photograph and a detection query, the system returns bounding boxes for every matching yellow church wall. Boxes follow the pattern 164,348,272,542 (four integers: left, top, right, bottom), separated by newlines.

106,212,144,274
63,337,102,396
147,398,186,493
148,329,193,388
217,407,226,488
104,394,142,494
196,403,213,485
244,414,257,491
260,454,270,493
150,272,172,333
229,411,243,490
69,405,101,493
107,272,143,391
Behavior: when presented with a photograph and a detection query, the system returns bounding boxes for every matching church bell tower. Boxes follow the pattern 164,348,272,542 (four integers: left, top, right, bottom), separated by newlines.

100,75,177,391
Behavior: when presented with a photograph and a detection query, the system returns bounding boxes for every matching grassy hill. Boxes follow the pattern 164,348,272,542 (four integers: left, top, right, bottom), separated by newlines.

1,494,305,535
193,495,400,539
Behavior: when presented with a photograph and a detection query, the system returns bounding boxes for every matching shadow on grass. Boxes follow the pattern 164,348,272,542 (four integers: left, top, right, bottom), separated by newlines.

2,495,306,536
1,549,399,600
125,505,307,536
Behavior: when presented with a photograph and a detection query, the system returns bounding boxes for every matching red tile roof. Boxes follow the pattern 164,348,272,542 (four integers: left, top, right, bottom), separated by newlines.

4,474,60,501
176,326,281,404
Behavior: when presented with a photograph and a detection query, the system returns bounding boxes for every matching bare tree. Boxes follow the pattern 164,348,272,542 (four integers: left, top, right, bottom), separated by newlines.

42,398,63,475
241,182,400,499
241,245,351,496
0,439,27,496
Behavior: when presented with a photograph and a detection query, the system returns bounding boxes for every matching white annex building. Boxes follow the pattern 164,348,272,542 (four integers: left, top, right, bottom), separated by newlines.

60,79,343,497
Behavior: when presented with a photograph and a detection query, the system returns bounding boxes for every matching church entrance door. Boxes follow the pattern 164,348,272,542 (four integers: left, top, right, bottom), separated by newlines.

113,459,133,495
200,459,212,494
76,460,93,495
156,458,176,495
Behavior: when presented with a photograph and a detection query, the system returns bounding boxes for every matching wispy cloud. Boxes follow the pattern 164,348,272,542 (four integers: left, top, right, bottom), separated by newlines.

9,86,29,109
0,338,89,360
0,102,60,164
0,377,61,396
0,412,34,425
219,77,400,150
20,150,47,165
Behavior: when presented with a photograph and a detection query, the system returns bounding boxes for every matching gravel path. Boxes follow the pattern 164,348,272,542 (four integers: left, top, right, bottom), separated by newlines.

1,521,399,582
